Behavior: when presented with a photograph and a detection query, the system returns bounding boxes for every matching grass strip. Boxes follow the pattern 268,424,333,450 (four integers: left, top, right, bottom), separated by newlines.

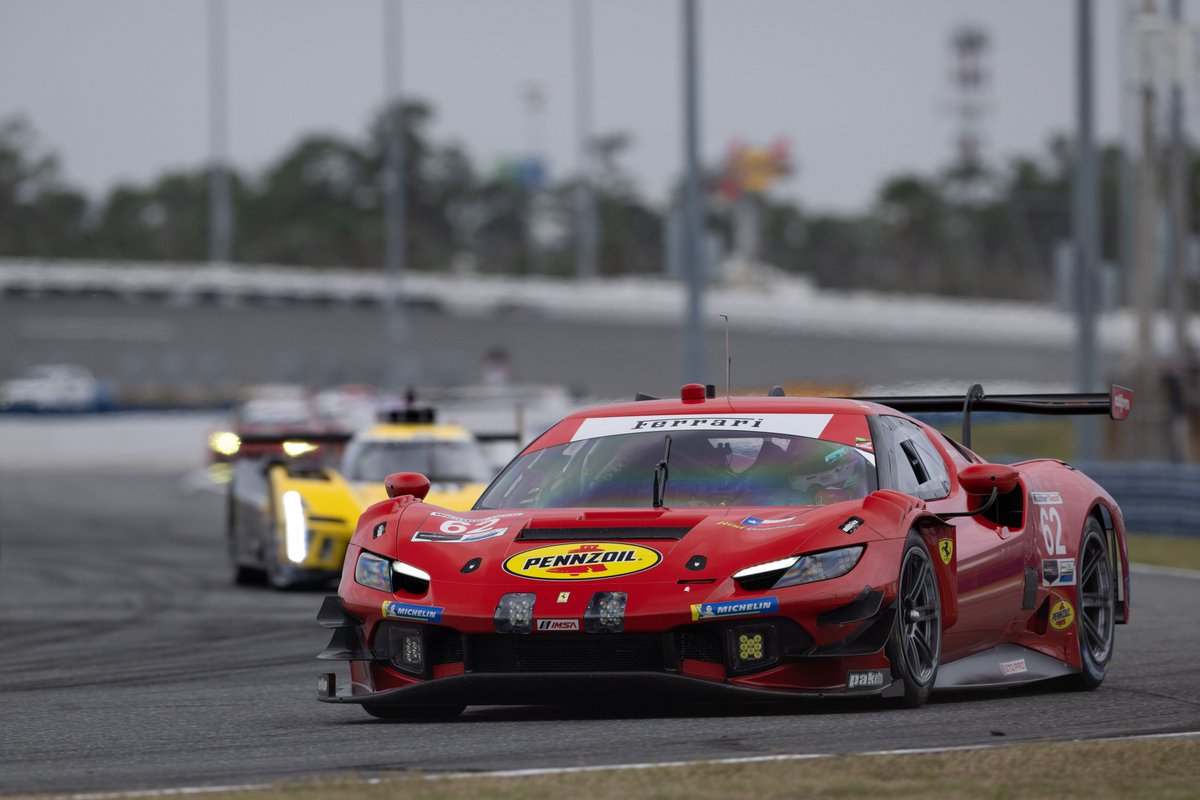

49,737,1198,800
1127,534,1200,571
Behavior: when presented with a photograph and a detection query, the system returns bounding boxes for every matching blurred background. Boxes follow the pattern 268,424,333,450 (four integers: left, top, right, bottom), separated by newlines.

0,1,1197,514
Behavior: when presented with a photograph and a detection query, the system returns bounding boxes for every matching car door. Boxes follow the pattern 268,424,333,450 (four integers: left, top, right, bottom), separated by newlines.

876,416,1027,660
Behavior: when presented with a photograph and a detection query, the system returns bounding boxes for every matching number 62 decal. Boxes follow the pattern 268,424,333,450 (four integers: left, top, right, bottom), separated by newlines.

1039,506,1066,556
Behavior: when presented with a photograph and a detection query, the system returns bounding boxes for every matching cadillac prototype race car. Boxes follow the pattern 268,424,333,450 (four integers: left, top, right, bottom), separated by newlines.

316,382,1133,718
228,406,500,589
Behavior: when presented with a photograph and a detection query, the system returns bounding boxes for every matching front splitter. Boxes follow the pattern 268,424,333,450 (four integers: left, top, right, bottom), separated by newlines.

317,670,897,706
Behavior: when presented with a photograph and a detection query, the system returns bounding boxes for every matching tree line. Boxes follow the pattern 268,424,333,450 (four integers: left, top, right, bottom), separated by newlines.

0,102,1179,301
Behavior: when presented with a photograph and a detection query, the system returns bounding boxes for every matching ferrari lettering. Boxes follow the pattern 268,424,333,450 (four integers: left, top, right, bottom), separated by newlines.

632,417,764,430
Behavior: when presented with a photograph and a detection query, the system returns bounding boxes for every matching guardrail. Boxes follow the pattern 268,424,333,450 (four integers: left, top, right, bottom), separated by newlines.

1077,462,1200,536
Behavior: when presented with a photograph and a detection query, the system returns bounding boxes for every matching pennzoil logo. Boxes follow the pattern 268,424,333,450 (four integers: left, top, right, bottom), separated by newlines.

503,542,662,581
1050,598,1076,630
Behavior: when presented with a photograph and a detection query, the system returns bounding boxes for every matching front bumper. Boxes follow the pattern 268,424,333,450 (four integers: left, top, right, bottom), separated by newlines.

316,592,898,705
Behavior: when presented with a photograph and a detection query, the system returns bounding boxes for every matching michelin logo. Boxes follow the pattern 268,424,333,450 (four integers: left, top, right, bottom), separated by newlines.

381,601,443,624
691,597,779,621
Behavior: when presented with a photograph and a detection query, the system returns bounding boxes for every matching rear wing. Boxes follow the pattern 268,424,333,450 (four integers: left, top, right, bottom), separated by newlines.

850,383,1133,449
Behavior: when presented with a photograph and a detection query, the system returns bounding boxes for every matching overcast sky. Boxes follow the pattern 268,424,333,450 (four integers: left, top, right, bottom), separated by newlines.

0,1,1190,212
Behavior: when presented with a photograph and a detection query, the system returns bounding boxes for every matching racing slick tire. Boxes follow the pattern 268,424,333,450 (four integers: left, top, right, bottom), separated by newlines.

362,703,466,721
227,485,265,586
885,531,942,708
1067,517,1115,692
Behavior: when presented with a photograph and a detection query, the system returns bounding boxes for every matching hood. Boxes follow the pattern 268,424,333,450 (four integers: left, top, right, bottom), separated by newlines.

350,481,487,514
368,501,885,588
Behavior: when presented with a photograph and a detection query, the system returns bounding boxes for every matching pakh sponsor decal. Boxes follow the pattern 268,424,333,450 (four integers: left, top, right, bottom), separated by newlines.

535,619,580,631
503,542,662,581
1050,598,1076,630
846,670,885,689
381,601,443,624
690,596,779,621
1030,491,1063,505
1000,658,1028,676
938,538,954,565
1042,558,1076,587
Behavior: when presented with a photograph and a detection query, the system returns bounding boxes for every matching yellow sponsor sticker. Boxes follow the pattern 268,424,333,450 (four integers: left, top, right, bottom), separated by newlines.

503,542,662,581
938,539,954,565
1050,598,1075,630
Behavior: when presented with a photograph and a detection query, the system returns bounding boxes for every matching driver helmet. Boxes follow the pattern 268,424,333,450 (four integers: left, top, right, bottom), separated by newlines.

788,444,862,500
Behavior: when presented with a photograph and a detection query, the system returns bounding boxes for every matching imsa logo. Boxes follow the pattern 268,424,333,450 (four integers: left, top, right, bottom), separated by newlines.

503,542,662,581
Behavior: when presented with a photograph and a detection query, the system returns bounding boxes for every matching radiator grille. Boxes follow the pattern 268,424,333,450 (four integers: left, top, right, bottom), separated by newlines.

469,634,666,673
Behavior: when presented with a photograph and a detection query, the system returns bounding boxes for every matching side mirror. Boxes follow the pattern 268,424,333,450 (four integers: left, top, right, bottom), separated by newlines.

958,464,1019,496
385,472,431,500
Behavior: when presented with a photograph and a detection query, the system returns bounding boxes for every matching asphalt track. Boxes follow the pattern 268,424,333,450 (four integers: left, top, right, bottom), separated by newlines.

2,470,1199,796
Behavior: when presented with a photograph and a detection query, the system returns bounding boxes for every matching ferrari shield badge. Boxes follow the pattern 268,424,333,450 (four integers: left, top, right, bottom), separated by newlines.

938,539,954,565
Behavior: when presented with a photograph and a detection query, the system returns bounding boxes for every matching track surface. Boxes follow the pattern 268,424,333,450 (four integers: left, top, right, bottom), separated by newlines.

2,471,1198,796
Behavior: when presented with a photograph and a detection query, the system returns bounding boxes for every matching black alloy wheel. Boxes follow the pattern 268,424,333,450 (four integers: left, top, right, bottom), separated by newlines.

887,532,942,707
1070,518,1115,690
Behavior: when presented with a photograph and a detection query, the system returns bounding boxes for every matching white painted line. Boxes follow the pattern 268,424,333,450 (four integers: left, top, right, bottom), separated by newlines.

59,729,1200,797
68,783,271,800
1131,563,1200,580
436,729,1200,781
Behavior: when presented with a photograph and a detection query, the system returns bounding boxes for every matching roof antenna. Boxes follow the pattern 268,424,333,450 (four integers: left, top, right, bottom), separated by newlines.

720,314,731,398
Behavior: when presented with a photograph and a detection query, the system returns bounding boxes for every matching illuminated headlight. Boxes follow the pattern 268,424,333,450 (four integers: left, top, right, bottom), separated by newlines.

282,440,319,457
494,593,536,634
355,552,393,592
733,546,864,591
208,431,241,457
282,490,308,563
585,591,627,633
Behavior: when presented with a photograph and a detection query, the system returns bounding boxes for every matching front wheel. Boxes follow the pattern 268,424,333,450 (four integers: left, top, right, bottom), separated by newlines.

885,532,942,708
362,704,465,721
1068,518,1115,691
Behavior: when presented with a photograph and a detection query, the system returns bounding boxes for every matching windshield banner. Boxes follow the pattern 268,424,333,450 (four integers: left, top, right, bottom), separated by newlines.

571,414,835,442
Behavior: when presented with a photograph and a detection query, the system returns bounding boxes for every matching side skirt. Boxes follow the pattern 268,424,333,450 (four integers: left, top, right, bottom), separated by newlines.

933,643,1074,690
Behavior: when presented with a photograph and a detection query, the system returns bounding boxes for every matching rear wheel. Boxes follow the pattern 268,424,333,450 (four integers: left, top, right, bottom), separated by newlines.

1069,518,1115,691
886,533,942,708
362,704,465,721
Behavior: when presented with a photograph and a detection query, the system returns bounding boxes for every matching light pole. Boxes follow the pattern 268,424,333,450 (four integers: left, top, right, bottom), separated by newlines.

207,0,232,264
1072,0,1099,461
382,0,408,387
573,0,599,281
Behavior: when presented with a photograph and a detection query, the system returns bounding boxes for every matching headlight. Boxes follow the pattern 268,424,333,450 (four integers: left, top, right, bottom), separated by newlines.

733,546,864,591
354,553,431,595
208,430,241,456
355,552,393,592
282,490,308,563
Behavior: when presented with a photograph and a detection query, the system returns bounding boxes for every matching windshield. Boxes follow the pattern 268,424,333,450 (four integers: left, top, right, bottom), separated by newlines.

342,439,491,483
476,430,876,510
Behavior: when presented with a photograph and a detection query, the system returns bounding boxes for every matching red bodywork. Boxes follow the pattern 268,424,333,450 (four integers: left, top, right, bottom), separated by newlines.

326,394,1129,703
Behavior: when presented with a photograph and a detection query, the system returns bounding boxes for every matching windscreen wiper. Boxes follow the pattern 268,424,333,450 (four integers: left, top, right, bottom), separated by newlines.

652,435,672,509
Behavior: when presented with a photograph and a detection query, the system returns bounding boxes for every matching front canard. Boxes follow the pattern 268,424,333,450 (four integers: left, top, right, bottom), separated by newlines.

503,542,663,581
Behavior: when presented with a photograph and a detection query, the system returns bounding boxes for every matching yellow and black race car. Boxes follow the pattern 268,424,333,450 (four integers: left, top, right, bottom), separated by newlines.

227,406,504,588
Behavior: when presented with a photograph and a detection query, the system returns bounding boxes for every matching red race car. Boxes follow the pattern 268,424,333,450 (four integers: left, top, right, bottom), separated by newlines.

317,382,1133,719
